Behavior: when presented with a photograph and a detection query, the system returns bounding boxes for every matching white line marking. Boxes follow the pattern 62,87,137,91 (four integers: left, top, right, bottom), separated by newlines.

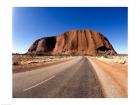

23,75,55,92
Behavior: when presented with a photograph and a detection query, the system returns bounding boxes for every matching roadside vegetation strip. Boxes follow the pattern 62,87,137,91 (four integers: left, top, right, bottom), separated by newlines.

13,57,74,73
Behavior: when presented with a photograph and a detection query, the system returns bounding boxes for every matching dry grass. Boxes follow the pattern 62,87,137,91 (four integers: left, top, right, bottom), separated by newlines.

12,54,73,66
95,55,128,65
12,54,74,73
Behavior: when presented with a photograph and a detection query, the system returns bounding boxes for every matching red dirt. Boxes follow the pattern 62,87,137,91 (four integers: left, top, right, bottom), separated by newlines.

91,58,128,97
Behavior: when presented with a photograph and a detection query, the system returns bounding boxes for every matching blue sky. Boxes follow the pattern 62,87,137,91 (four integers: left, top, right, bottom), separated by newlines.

12,7,128,54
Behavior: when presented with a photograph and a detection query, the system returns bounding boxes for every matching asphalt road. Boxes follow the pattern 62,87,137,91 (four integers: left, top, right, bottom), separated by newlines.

13,56,104,98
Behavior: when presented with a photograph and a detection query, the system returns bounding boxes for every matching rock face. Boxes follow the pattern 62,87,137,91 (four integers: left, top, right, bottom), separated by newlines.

28,30,117,56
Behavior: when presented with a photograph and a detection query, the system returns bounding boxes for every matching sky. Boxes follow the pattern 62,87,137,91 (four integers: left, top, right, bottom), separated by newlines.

12,7,128,54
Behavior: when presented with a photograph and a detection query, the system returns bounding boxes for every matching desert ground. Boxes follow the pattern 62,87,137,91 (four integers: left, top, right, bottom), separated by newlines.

12,54,74,73
12,54,128,98
88,55,128,97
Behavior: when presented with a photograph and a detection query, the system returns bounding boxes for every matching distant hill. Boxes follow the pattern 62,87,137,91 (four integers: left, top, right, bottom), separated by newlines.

27,30,117,56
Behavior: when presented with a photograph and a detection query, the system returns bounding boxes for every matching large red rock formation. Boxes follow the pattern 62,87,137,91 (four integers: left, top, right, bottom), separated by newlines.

27,30,117,56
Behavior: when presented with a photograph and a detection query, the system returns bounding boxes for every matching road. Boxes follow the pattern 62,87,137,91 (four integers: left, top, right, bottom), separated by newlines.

13,56,104,98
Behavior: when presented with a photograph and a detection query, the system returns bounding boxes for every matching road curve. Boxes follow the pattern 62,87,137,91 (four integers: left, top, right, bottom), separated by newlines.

13,56,104,98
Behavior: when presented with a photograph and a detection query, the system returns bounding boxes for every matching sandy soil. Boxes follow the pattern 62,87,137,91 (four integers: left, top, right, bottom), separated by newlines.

88,56,128,98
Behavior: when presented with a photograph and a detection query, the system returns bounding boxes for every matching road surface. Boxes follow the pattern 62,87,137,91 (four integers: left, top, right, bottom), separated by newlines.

13,56,104,98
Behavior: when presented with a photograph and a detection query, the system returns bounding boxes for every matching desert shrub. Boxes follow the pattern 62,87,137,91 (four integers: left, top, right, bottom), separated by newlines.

107,56,113,59
103,55,108,58
13,61,19,65
103,55,113,59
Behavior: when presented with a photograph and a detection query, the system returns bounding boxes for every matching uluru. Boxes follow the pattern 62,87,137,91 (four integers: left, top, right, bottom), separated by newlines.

27,30,117,56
